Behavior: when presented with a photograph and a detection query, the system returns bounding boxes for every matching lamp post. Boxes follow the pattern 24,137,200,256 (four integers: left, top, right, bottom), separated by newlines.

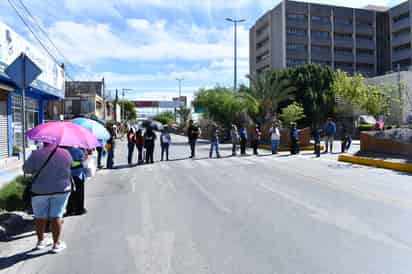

226,17,245,91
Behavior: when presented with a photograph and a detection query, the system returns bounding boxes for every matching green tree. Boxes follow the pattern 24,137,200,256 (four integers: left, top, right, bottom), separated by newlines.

364,84,398,119
247,71,295,124
279,103,306,126
119,100,137,121
176,107,191,128
282,64,335,126
193,87,259,127
332,70,368,108
153,111,175,125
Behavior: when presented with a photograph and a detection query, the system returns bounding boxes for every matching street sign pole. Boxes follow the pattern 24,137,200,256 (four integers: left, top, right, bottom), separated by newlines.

21,55,26,162
5,53,42,164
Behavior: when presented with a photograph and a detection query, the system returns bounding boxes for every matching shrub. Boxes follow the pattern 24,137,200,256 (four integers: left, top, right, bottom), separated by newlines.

0,176,30,212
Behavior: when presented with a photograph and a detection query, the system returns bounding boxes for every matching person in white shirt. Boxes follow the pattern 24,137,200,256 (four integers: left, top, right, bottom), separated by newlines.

269,122,281,154
160,128,171,161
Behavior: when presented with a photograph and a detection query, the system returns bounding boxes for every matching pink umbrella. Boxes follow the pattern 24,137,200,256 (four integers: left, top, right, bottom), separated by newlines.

26,121,100,149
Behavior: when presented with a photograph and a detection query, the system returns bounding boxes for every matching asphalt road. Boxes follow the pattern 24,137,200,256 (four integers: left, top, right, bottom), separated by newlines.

1,134,412,274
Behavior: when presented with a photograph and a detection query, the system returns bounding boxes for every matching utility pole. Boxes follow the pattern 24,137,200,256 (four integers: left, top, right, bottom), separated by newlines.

175,78,184,123
122,89,125,122
226,18,245,91
102,77,106,120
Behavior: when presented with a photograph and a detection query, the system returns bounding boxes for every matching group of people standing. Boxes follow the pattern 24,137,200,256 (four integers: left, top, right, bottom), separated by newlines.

126,127,171,165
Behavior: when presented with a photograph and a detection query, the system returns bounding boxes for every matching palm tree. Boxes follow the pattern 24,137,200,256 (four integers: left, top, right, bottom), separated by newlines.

247,71,295,124
176,107,191,128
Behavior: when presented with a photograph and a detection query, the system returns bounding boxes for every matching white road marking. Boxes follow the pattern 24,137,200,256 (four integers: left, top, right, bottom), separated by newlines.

127,192,175,274
259,182,412,251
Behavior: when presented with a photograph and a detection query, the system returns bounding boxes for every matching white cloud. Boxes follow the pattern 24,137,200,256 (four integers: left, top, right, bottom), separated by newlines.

48,19,249,65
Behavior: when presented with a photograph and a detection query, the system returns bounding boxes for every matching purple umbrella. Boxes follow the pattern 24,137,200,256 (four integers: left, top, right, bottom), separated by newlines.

26,121,100,149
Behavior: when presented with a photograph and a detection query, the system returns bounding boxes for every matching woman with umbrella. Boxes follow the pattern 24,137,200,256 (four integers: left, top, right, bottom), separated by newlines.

24,121,99,253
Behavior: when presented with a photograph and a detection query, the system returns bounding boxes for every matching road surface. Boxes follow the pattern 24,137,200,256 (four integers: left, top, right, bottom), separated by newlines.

1,134,412,274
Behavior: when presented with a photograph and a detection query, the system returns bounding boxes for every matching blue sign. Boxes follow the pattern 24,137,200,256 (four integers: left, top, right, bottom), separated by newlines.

5,53,42,89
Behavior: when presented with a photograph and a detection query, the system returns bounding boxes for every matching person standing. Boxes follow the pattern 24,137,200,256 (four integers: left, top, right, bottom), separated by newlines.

209,124,220,158
105,134,115,169
135,129,144,165
324,118,337,153
269,123,280,154
230,124,239,156
290,123,299,155
144,127,156,164
312,127,321,158
66,147,87,216
187,120,200,158
239,125,248,156
96,140,103,169
127,128,135,165
341,124,352,153
23,143,72,253
160,128,171,161
251,124,262,155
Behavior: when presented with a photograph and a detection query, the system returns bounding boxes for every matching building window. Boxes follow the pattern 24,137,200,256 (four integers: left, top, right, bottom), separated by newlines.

311,30,330,39
356,34,373,41
311,45,330,53
287,44,306,51
312,60,331,66
393,12,410,23
357,49,374,56
287,59,306,67
287,13,305,21
287,28,306,36
335,47,353,56
335,33,352,40
335,17,352,25
12,95,39,148
311,16,329,23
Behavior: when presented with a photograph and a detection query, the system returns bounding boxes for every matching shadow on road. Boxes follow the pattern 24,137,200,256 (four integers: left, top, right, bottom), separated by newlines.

0,249,50,270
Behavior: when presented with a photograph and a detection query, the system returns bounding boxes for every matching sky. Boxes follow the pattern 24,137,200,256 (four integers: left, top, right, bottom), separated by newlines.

0,0,405,102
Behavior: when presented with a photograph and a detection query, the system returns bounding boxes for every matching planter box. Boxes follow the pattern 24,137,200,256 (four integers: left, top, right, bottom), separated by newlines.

360,131,412,158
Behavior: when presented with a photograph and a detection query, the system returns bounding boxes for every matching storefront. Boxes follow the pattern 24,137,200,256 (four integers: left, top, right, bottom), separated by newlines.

0,21,64,159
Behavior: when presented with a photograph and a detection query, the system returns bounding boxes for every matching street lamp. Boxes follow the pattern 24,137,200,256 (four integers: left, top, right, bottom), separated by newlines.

226,17,246,92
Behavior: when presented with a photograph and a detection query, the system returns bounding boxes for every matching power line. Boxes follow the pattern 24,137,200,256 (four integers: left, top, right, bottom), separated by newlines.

6,0,77,82
16,0,71,65
7,0,60,64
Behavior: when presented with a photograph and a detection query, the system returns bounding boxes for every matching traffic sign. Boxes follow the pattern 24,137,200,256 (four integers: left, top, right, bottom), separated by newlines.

5,53,42,89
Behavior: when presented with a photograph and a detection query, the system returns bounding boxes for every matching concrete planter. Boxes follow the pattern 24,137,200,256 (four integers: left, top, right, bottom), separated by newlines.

360,131,412,158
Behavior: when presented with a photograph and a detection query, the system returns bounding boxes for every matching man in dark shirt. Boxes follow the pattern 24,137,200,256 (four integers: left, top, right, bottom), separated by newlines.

187,120,200,158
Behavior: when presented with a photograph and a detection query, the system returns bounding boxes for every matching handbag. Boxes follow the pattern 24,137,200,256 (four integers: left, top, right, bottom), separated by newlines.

23,146,58,210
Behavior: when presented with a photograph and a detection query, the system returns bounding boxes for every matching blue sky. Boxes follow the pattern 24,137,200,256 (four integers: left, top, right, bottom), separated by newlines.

0,0,405,101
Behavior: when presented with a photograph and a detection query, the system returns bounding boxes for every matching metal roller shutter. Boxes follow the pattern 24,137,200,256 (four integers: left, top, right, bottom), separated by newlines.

0,100,8,158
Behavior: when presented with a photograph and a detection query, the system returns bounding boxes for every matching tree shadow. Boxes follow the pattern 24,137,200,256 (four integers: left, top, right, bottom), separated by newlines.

0,249,51,270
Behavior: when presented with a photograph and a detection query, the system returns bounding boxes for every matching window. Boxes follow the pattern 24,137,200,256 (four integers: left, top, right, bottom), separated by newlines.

287,44,306,51
335,33,352,40
312,16,329,23
356,21,372,27
335,17,352,25
311,30,330,39
311,45,330,53
12,95,39,148
356,34,373,41
335,48,353,56
357,49,374,56
287,28,306,36
287,14,305,21
312,60,331,65
393,12,410,23
287,59,306,67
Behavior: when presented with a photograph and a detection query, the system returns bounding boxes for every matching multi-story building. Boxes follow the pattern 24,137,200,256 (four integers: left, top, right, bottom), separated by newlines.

250,0,412,77
49,79,118,122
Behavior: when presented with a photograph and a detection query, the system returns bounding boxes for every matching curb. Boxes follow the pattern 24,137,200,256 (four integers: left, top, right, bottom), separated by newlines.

259,144,325,152
338,154,412,173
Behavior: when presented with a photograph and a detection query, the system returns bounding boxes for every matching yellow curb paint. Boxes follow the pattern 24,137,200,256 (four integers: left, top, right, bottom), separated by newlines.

338,154,412,173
